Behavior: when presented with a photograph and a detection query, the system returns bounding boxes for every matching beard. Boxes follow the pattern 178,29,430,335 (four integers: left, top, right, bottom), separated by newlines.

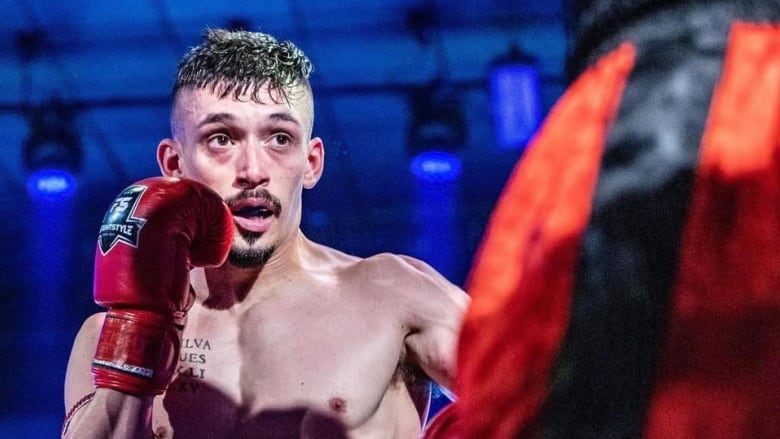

224,188,283,268
227,230,277,268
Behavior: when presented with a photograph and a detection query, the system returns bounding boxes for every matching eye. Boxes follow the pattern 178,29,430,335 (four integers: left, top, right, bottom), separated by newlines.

272,133,292,147
207,133,234,149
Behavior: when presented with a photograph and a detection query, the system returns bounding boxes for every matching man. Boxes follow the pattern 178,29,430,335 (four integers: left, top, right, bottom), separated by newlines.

62,29,468,439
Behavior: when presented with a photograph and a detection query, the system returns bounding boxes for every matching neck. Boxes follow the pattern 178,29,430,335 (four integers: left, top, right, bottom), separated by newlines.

191,229,311,309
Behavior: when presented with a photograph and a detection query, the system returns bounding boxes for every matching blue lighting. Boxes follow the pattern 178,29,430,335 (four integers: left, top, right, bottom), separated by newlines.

490,62,541,150
410,151,463,183
27,169,77,199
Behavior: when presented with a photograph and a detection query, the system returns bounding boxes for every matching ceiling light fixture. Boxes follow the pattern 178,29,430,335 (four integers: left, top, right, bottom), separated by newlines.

23,101,82,199
407,79,465,183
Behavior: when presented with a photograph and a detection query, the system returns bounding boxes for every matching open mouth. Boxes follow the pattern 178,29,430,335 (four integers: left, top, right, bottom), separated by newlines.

226,191,282,234
233,205,275,219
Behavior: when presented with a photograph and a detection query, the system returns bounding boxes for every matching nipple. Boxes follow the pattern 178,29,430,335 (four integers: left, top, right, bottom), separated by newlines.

329,397,347,414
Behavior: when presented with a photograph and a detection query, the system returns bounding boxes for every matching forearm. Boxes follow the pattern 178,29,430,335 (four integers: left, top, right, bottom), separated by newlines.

62,389,153,439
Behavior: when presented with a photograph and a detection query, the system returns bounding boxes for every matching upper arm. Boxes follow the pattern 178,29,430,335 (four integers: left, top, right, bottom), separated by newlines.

394,255,470,391
64,312,105,411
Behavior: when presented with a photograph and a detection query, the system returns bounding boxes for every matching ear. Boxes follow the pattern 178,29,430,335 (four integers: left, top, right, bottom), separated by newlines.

157,138,184,177
303,137,324,189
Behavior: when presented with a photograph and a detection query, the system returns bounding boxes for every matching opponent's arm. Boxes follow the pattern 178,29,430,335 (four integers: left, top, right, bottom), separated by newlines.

62,177,233,438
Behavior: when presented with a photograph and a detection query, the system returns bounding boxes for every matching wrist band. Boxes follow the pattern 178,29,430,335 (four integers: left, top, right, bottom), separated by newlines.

61,391,96,437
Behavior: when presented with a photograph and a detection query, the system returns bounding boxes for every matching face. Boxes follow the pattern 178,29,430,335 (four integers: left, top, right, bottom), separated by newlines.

158,83,324,268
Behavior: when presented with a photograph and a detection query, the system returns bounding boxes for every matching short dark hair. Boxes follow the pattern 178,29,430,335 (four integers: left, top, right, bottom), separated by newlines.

173,28,313,104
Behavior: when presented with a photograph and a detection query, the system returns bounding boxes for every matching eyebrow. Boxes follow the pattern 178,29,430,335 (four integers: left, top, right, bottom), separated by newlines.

269,112,301,126
196,112,301,128
197,113,236,128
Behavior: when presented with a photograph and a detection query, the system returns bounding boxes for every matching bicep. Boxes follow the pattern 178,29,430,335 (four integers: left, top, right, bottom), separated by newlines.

405,324,461,391
64,312,104,411
401,263,469,390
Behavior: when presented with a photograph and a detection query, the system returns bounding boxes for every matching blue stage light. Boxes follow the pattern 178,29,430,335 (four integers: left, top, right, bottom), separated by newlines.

490,47,542,150
410,150,463,183
27,169,78,199
23,102,82,199
407,80,466,183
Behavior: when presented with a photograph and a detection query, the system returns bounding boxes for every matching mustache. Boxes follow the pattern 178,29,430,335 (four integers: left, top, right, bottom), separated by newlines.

225,189,282,217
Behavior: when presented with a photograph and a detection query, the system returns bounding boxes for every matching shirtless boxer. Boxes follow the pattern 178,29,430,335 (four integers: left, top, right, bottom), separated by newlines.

62,29,468,439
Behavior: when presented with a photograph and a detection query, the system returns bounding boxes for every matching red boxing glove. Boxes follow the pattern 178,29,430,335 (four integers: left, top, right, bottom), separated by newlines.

91,177,233,396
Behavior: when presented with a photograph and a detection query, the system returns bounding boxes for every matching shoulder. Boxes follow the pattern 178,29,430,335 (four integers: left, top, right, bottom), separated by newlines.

351,252,468,312
301,238,423,280
304,238,468,307
355,252,433,273
350,253,439,285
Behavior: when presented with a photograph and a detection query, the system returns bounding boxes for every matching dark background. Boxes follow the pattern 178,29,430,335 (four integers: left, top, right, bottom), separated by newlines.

0,0,568,435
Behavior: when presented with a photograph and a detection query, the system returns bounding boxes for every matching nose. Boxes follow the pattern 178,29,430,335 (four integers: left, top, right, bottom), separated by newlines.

236,143,270,188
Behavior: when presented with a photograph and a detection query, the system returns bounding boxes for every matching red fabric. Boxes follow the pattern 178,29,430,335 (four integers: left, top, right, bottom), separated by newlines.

644,22,780,439
453,44,636,439
423,403,462,439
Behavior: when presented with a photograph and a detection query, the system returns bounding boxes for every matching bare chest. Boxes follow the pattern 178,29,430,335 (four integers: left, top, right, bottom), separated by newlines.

153,291,413,438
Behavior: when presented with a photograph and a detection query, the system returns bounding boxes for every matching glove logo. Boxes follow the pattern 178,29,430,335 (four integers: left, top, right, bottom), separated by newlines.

98,185,148,254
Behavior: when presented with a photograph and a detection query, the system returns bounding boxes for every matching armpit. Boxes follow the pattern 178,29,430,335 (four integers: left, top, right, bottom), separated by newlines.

393,356,432,422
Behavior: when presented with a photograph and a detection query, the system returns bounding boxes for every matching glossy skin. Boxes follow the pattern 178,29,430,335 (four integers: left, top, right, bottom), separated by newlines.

63,83,469,438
